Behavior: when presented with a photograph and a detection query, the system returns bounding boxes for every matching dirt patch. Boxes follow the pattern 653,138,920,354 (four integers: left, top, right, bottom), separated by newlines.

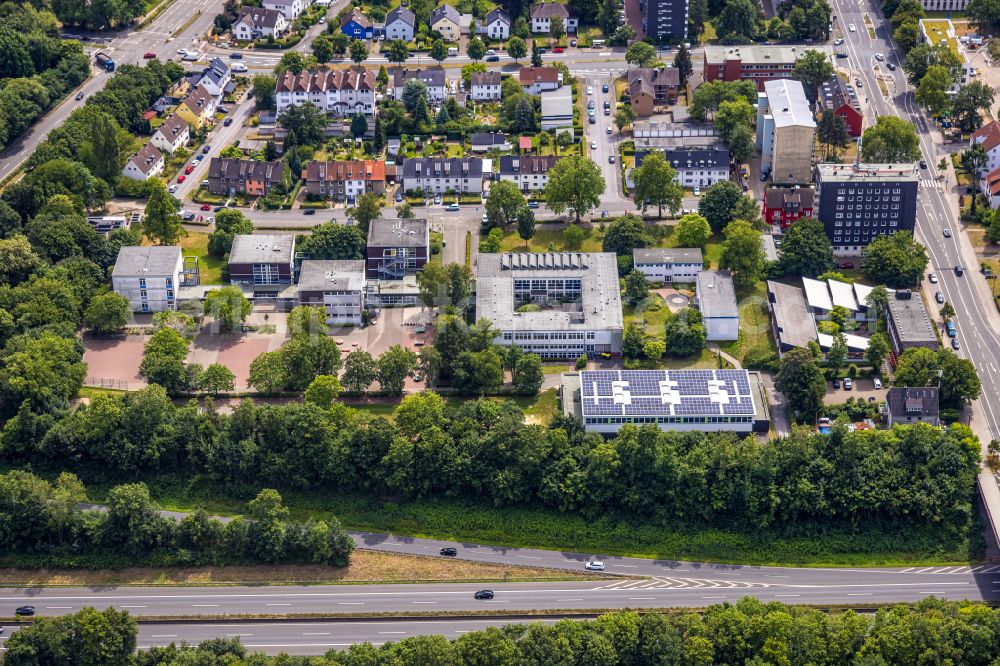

0,551,603,586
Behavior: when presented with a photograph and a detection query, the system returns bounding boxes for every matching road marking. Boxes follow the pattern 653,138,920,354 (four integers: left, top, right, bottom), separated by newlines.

193,604,219,607
46,606,72,609
517,556,541,560
629,597,655,600
701,595,726,599
847,593,873,596
227,633,253,637
378,631,406,635
150,634,177,638
484,600,508,603
611,564,637,568
265,603,291,606
764,575,790,578
775,594,800,598
121,605,147,608
558,598,584,602
303,632,330,636
338,602,364,605
412,601,437,604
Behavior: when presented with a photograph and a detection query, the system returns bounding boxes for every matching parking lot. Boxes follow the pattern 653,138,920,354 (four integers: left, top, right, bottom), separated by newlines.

823,376,888,405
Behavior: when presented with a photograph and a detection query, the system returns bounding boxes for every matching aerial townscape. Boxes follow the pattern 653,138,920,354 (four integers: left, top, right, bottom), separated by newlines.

9,0,1000,660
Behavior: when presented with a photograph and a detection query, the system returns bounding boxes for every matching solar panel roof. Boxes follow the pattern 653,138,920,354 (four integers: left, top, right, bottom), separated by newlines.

579,369,756,418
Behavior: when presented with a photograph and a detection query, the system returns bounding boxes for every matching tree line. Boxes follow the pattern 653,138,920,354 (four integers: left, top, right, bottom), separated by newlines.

9,597,1000,665
0,469,354,569
0,385,980,534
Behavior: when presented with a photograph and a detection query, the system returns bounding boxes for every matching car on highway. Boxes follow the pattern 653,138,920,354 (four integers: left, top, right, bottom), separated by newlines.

844,377,853,390
528,200,539,208
224,118,233,126
589,115,596,124
943,228,952,237
590,140,597,149
303,208,316,215
143,52,157,59
848,23,856,31
485,55,499,62
920,159,927,168
585,560,606,571
75,91,85,100
953,338,961,350
201,204,212,211
609,155,615,163
177,174,186,183
955,265,965,276
834,38,844,45
856,79,863,88
184,166,194,174
445,203,460,211
229,52,243,59
836,53,848,58
440,547,458,556
874,52,884,61
929,273,937,283
15,606,35,616
202,145,212,154
587,86,593,95
474,590,494,600
602,83,609,92
936,291,945,303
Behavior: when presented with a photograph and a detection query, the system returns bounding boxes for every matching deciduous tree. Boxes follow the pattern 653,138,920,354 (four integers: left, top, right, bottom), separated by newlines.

632,151,683,218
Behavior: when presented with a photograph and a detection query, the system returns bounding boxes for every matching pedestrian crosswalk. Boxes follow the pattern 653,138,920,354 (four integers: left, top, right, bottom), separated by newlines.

593,577,768,590
898,565,1000,574
920,179,943,189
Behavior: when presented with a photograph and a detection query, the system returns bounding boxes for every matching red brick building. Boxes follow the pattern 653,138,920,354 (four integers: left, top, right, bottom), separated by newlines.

703,45,833,91
763,187,815,230
816,75,863,137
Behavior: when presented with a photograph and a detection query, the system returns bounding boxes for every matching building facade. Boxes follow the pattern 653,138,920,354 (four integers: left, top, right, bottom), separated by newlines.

393,68,447,103
763,186,815,229
298,260,366,325
303,160,386,201
112,246,182,312
481,8,510,39
384,6,416,41
400,157,485,193
886,290,939,355
499,155,561,191
233,6,288,39
703,45,833,90
530,2,578,32
151,113,190,154
470,71,502,101
275,69,377,116
814,162,919,254
642,0,688,41
519,66,560,94
756,79,816,184
366,218,430,279
340,9,374,39
971,121,1000,176
207,158,285,196
263,0,308,20
886,387,940,426
228,234,295,285
632,248,703,282
430,4,462,41
175,87,217,128
122,143,164,181
627,67,680,116
816,75,863,137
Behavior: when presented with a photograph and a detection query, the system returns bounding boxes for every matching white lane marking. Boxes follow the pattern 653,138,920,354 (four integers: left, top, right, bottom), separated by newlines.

303,632,330,635
149,634,178,638
192,604,220,607
701,595,726,599
629,597,655,600
412,601,437,604
337,602,364,605
847,593,873,596
558,598,584,601
517,556,542,560
227,633,253,637
484,600,508,603
46,606,72,609
379,631,406,635
611,564,637,568
764,575,790,578
265,603,291,606
121,605,147,608
775,594,800,597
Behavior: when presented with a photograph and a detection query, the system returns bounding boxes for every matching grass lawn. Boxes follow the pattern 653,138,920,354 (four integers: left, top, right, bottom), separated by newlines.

660,348,730,369
624,293,671,337
180,232,225,285
78,386,128,399
719,281,777,363
500,226,605,252
515,387,559,425
541,364,571,374
922,18,961,57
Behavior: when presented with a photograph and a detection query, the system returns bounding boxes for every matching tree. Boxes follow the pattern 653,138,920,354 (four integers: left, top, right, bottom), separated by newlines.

791,49,834,101
544,155,605,222
517,208,536,247
715,0,760,43
0,333,86,410
550,16,565,40
714,99,755,141
331,32,350,56
252,74,277,111
826,332,848,377
775,346,826,422
512,354,544,395
861,231,929,287
84,292,130,336
0,234,41,285
916,65,953,117
940,301,956,321
564,224,585,250
674,44,693,89
968,0,1000,32
861,116,921,163
304,374,342,408
632,151,683,218
209,209,253,257
204,287,252,333
468,37,486,61
903,43,962,86
341,350,377,394
274,51,307,75
485,180,529,230
143,181,183,245
397,202,414,219
623,324,645,359
676,213,712,249
387,39,409,64
348,192,383,233
312,34,334,63
865,331,890,370
351,113,368,139
953,81,995,134
248,350,287,394
664,307,706,357
199,363,235,395
376,64,390,89
508,36,527,62
298,222,366,259
865,284,889,325
401,78,429,113
698,180,744,233
614,105,637,134
350,39,369,64
778,218,834,277
895,20,921,52
453,348,504,395
598,0,622,34
377,344,418,395
962,143,989,181
429,39,448,63
625,42,657,68
644,338,666,360
624,270,649,306
720,219,766,288
939,349,981,407
726,124,754,164
531,39,543,67
602,214,649,255
817,109,850,157
138,327,192,394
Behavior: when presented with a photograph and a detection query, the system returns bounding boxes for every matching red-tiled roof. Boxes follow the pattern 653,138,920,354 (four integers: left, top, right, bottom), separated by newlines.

973,121,1000,153
519,66,559,84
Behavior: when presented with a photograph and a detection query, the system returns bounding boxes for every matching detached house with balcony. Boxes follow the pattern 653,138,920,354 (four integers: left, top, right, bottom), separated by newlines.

150,113,189,154
304,160,386,201
400,157,485,194
198,57,232,98
340,9,374,39
233,6,288,40
366,218,430,279
122,143,164,181
207,158,286,197
384,6,416,41
275,68,377,116
176,87,217,128
530,2,577,33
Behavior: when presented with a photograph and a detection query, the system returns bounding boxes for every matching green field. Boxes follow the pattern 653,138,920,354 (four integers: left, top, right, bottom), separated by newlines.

180,232,225,284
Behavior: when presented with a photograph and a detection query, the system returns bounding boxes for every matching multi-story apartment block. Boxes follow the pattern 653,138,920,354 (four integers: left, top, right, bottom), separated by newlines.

366,218,430,279
642,0,688,41
627,67,680,116
112,246,182,312
228,234,295,285
303,160,386,201
275,69,377,116
704,45,833,91
499,155,561,191
298,260,366,325
400,157,485,194
207,158,285,197
756,79,816,184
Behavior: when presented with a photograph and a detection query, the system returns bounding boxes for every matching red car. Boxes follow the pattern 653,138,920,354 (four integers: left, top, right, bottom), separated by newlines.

200,204,212,211
553,47,564,53
177,175,186,183
184,165,194,175
143,52,157,59
836,261,854,269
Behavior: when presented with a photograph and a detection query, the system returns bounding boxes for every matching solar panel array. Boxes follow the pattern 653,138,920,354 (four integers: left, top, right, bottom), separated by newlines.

579,369,756,418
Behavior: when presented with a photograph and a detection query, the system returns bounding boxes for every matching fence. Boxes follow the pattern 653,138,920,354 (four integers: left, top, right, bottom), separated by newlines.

85,377,131,390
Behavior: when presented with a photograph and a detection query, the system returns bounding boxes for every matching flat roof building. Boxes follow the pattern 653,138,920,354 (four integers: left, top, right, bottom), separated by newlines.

696,270,738,341
703,45,833,90
229,234,295,285
886,290,938,354
112,245,183,313
366,218,430,280
477,252,623,358
561,369,770,435
298,260,366,325
632,248,703,283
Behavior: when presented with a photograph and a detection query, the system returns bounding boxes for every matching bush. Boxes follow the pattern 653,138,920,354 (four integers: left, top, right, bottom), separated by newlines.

940,408,962,423
743,345,779,372
575,354,588,369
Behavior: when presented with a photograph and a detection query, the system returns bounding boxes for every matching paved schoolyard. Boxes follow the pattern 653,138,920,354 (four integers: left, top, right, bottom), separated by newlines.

82,337,147,389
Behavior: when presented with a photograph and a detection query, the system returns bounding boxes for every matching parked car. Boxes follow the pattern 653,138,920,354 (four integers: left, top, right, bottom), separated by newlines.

201,204,212,211
223,118,233,126
874,52,884,61
929,273,937,283
606,127,612,134
844,377,853,390
585,561,606,571
602,83,609,92
303,209,316,215
177,175,186,183
318,16,325,23
445,203,460,211
570,39,577,46
590,140,597,149
184,166,194,174
395,192,403,202
587,86,593,95
936,291,945,303
609,155,615,164
873,377,882,389
485,55,499,62
834,38,844,45
168,184,179,193
833,378,841,389
440,547,457,556
143,52,157,59
886,62,896,70
486,49,495,56
588,100,595,109
952,338,961,350
433,194,442,204
232,64,248,73
474,590,494,600
919,159,927,168
836,261,854,269
217,107,228,114
553,47,564,53
528,200,540,208
15,606,35,616
836,53,849,59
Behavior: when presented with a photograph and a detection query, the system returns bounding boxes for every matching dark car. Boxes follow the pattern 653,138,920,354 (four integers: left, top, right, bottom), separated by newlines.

836,261,854,269
528,200,539,208
440,547,457,556
75,91,85,100
955,265,965,276
214,206,224,212
952,338,961,350
202,145,211,154
485,55,500,62
229,52,243,59
602,83,609,93
886,62,896,70
224,118,233,126
920,159,927,168
836,53,849,58
833,378,841,389
303,209,316,215
15,606,35,616
474,590,494,600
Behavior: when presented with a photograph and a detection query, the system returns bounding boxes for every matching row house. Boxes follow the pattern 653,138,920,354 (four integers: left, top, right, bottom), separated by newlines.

275,68,378,116
400,157,485,194
304,160,386,201
499,155,561,191
207,158,286,196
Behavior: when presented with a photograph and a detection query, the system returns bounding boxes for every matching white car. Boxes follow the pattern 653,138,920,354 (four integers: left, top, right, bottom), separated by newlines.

587,86,593,95
318,16,325,23
848,23,856,31
874,52,884,61
177,48,188,56
168,184,179,193
873,377,882,389
232,63,248,72
693,186,701,196
929,273,938,283
182,51,200,61
590,140,597,149
585,561,606,571
834,38,844,45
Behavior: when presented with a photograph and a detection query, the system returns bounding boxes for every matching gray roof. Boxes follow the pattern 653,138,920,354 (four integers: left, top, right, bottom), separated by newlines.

471,132,507,147
633,248,704,265
298,260,365,291
485,8,510,24
818,75,860,113
400,157,484,180
229,234,295,265
236,6,284,30
697,270,738,318
386,5,415,26
655,147,730,170
476,252,623,332
367,218,429,247
431,4,461,25
112,245,181,277
127,142,164,175
886,291,937,346
886,386,939,420
531,2,575,19
816,162,919,183
761,234,778,261
393,67,446,88
540,87,572,118
704,45,833,66
767,280,815,349
499,155,560,176
763,79,815,129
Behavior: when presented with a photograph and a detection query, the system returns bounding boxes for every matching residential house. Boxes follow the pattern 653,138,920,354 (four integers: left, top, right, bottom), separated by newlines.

816,75,863,136
644,0,688,41
519,66,560,94
540,87,573,135
112,245,183,313
981,164,1000,208
340,9,374,39
971,120,1000,176
471,132,510,152
228,234,295,285
400,157,485,193
530,2,578,33
366,218,430,279
297,260,367,325
384,6,416,41
233,6,288,39
303,160,386,201
198,57,232,97
207,158,286,196
627,67,680,116
662,147,730,188
430,4,462,41
696,270,738,341
121,142,164,181
275,69,377,116
263,0,308,20
150,113,190,154
87,216,130,234
499,155,560,191
479,8,510,39
393,68,447,103
756,79,816,184
886,387,940,427
175,87,217,128
470,71,502,101
763,186,815,230
703,45,833,91
632,248,703,282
